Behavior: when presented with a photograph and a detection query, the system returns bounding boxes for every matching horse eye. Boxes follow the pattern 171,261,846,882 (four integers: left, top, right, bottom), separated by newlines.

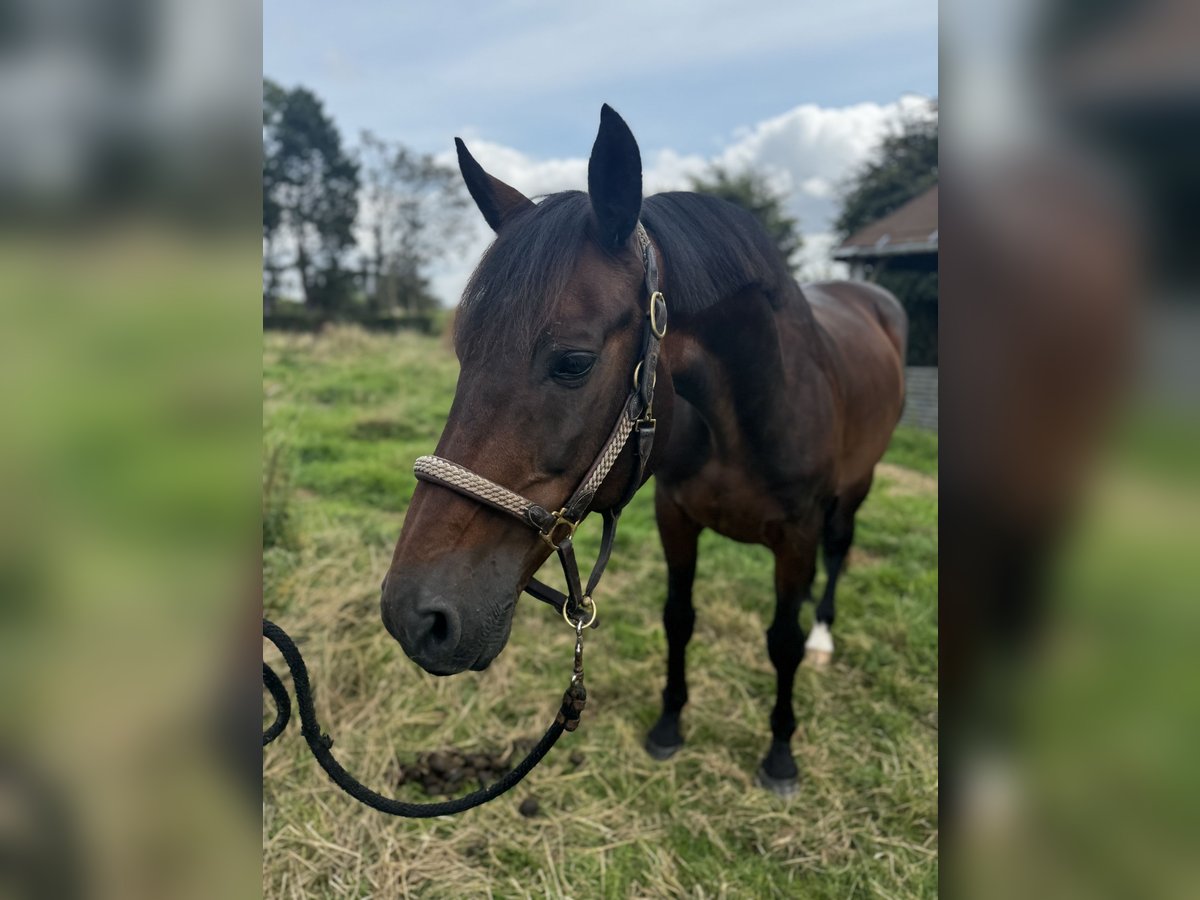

551,351,597,383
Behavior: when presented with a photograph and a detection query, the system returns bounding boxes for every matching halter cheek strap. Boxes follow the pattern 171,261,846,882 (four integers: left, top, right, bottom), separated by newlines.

413,222,667,627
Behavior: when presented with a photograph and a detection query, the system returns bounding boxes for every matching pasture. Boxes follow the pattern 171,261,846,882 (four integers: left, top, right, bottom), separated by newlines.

263,326,938,898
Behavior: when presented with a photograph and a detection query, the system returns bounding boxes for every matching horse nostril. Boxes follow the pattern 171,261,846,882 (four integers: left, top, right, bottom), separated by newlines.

426,608,450,645
415,598,461,660
381,576,473,674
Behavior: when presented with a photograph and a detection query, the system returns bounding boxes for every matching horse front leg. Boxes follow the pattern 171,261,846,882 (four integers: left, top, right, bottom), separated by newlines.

759,524,819,796
646,487,702,760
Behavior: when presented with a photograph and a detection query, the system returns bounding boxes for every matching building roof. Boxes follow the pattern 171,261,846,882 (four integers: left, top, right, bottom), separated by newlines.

833,184,938,260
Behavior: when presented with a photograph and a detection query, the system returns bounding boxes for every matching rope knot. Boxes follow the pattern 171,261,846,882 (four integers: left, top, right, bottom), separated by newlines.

556,679,587,733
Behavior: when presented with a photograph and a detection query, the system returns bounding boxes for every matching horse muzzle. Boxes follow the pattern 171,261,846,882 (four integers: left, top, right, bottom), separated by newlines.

380,563,516,676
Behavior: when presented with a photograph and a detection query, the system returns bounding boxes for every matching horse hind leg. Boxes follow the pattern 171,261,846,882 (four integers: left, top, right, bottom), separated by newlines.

645,488,701,761
807,478,872,669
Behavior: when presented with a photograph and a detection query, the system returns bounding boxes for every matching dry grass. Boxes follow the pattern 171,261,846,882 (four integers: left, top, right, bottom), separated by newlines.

875,464,937,499
263,327,938,898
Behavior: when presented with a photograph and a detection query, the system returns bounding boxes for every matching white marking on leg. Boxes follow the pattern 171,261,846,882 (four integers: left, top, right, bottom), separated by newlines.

806,622,833,655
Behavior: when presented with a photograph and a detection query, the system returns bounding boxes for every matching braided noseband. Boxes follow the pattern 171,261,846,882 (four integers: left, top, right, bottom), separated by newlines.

414,222,668,628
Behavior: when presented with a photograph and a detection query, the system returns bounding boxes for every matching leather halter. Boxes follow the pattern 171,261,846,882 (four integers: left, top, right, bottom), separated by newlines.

413,222,667,628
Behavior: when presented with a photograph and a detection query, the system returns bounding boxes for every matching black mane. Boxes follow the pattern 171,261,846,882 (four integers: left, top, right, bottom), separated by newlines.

454,190,800,359
642,192,800,313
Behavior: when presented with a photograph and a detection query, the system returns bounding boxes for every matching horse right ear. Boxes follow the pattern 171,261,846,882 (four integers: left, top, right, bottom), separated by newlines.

587,104,642,249
455,138,534,232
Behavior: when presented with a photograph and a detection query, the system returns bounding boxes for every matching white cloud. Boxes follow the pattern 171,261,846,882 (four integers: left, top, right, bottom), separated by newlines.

437,139,588,199
428,97,930,303
705,96,931,229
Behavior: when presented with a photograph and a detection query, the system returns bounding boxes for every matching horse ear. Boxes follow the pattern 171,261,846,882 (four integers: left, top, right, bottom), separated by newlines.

455,137,534,232
587,104,642,249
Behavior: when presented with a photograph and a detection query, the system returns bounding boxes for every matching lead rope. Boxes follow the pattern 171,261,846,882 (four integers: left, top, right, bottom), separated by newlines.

262,617,587,817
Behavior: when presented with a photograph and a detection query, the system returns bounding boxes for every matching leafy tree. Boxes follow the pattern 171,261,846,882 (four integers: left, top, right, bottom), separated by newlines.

689,166,803,274
262,80,359,314
835,100,938,239
357,131,471,313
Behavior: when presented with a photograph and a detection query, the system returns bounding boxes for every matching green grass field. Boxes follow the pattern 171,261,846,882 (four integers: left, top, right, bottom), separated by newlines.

263,326,938,898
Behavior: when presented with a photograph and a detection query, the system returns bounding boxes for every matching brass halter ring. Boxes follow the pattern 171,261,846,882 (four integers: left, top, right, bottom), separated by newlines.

562,594,598,629
649,291,667,339
632,361,657,393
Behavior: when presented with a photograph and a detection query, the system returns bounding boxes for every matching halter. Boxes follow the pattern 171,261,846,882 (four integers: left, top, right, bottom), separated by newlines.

413,222,667,629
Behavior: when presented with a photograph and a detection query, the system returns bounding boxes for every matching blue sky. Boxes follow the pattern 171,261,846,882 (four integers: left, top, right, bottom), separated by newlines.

265,0,937,300
265,1,935,156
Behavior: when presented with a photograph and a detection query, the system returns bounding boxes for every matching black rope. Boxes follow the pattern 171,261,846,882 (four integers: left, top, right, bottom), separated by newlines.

262,619,585,817
261,661,291,745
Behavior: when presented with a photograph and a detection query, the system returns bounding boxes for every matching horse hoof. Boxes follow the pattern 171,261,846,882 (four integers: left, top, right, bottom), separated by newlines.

644,736,684,761
756,766,799,798
805,649,832,669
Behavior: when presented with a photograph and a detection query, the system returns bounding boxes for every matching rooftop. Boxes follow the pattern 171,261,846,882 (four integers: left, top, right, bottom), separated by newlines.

833,184,938,260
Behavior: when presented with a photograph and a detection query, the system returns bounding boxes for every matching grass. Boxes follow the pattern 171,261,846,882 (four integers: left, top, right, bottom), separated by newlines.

263,326,938,898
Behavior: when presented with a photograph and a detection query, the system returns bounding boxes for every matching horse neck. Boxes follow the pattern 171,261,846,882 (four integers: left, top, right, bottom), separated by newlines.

662,284,827,459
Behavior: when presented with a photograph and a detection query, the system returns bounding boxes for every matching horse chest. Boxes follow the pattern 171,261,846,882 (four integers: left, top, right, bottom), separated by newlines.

666,462,783,545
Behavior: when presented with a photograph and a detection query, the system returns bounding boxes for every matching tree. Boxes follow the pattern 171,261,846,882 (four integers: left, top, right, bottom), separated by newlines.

690,166,803,274
356,132,471,314
262,80,360,314
835,100,938,239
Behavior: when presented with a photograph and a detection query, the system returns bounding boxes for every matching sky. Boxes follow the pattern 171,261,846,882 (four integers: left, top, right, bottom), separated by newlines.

264,0,938,302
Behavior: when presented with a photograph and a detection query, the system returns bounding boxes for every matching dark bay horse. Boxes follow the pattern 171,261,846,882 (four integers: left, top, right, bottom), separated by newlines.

382,105,906,793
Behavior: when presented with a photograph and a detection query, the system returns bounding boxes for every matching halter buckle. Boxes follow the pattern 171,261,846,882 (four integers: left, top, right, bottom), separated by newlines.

540,509,577,549
632,361,657,394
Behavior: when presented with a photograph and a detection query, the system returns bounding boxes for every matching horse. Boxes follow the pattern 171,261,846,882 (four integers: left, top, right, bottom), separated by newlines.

381,104,907,794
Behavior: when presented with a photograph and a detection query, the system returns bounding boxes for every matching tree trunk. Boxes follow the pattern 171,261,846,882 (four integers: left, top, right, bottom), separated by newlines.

296,246,313,308
371,223,385,311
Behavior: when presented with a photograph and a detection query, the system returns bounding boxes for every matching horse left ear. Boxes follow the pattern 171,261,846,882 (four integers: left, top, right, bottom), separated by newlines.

455,137,535,232
588,104,642,249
